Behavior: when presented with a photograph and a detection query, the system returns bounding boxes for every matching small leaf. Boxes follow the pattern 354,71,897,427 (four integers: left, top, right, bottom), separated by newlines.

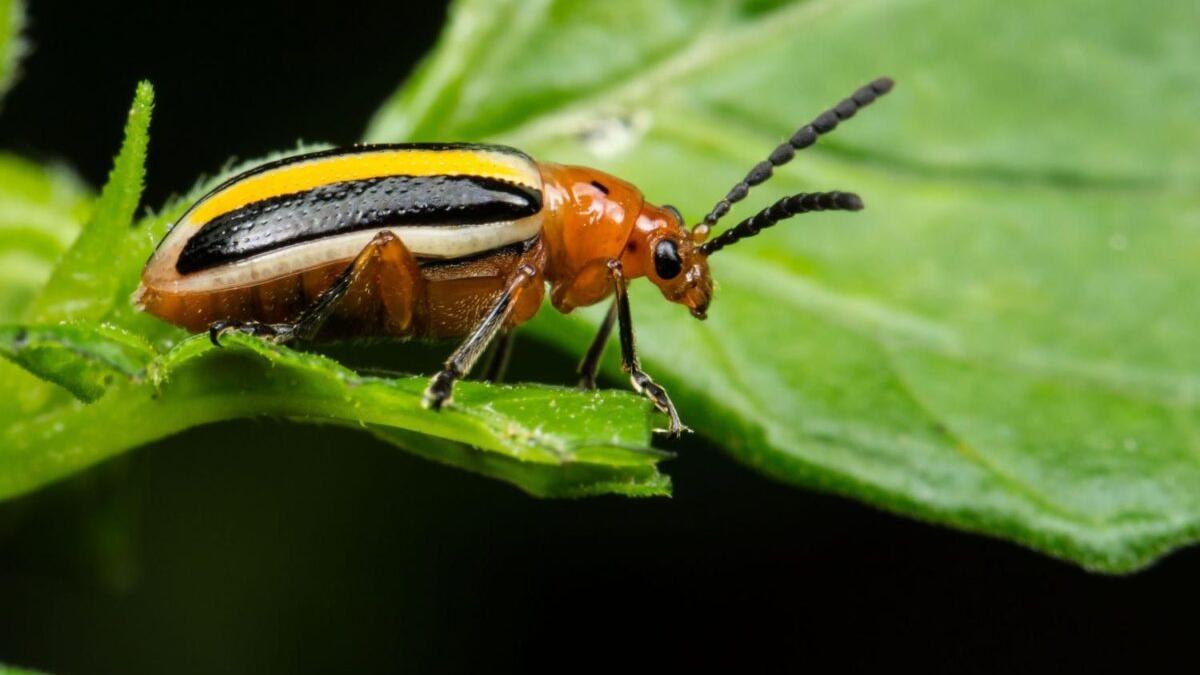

0,332,662,501
26,81,153,324
0,323,155,401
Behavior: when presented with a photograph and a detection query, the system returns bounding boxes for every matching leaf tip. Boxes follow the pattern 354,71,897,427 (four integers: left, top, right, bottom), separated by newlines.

132,80,155,114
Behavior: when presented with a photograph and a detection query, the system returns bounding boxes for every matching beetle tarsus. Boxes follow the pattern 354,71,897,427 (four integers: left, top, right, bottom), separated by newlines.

423,368,460,410
207,320,295,346
208,322,228,346
630,369,688,438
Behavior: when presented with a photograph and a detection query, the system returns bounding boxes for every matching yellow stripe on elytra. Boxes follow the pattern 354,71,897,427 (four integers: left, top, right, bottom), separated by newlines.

189,149,541,225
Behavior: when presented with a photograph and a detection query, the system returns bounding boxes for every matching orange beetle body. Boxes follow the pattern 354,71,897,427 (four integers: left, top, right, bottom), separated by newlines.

138,78,894,435
138,160,706,338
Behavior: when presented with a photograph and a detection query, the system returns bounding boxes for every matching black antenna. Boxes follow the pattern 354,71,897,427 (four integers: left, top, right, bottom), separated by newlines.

693,77,893,238
698,191,863,256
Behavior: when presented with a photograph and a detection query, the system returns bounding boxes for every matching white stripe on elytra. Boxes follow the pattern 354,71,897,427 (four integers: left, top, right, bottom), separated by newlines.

142,214,543,293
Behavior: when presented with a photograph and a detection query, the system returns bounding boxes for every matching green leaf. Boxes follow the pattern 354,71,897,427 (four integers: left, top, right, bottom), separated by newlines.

0,330,665,500
0,323,154,401
26,80,153,324
368,0,1200,571
0,154,92,321
0,0,25,103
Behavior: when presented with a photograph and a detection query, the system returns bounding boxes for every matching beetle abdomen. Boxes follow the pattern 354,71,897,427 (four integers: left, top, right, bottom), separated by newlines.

143,143,545,294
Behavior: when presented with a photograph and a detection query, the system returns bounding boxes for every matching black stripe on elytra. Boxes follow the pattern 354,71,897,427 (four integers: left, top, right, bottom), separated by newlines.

175,174,542,274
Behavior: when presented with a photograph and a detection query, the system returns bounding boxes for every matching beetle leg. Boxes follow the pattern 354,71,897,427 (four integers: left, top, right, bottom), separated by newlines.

576,299,617,390
482,329,516,383
424,264,539,410
607,260,689,438
208,231,418,347
208,319,296,346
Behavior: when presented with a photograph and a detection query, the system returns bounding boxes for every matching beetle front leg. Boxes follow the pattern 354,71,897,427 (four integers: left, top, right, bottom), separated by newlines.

607,260,688,438
424,265,538,410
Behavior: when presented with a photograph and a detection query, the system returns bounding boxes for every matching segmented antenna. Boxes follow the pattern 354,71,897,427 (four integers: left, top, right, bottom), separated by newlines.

693,77,893,238
698,191,863,256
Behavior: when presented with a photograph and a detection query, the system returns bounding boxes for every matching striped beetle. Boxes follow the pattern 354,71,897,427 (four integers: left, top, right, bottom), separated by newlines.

138,78,894,436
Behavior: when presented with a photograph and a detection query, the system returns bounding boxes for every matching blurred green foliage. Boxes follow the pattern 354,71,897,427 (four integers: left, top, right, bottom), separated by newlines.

2,0,1199,571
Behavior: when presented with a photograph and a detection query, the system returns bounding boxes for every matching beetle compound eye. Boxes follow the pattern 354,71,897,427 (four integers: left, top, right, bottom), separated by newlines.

654,239,682,280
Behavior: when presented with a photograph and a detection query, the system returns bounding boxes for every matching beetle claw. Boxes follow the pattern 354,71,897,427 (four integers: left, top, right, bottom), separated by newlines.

423,369,458,410
654,423,693,439
208,321,232,347
207,320,295,346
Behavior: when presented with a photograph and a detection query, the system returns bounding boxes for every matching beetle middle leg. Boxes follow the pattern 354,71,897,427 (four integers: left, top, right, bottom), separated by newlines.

210,230,421,346
424,264,539,410
607,260,688,438
482,329,516,383
577,299,617,390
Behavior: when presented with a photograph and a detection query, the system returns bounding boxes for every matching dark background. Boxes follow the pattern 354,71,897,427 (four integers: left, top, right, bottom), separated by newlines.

0,2,1193,673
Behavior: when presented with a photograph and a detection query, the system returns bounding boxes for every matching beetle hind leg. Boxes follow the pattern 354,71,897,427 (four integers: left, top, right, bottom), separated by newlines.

208,230,421,347
208,319,297,346
482,329,516,383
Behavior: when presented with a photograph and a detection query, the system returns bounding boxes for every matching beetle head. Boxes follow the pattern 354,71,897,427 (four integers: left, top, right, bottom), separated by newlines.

622,78,896,321
625,203,713,320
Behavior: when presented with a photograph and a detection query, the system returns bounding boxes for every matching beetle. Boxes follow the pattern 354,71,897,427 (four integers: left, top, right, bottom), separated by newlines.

137,77,894,437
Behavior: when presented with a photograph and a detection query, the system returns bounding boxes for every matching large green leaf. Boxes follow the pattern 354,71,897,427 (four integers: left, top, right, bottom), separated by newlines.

368,0,1200,571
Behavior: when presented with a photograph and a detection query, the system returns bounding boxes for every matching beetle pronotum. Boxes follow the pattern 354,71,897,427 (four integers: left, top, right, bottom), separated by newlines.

138,77,894,436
